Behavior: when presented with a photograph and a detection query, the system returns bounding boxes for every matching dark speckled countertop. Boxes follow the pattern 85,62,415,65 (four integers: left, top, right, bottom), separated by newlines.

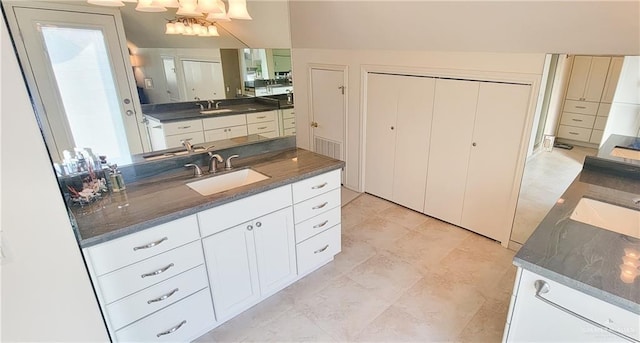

145,102,279,123
514,135,640,314
72,148,343,248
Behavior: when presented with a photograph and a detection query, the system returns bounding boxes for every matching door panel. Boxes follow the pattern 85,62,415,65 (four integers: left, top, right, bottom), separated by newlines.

461,83,530,242
424,79,478,225
565,56,591,101
12,7,143,162
584,56,610,102
392,76,435,212
365,73,399,200
310,68,345,161
182,60,225,101
162,57,180,102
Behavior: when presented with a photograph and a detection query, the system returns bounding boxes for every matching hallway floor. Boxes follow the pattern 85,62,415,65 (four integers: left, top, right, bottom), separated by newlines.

195,193,516,342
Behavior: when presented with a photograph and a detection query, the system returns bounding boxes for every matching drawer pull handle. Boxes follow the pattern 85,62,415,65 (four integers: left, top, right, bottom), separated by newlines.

314,245,329,254
312,182,328,190
571,119,583,122
147,288,179,304
312,202,328,210
534,280,637,342
569,132,579,135
156,320,187,338
177,126,191,129
575,106,587,109
141,263,174,278
257,116,266,119
133,237,168,251
313,220,329,229
257,126,267,130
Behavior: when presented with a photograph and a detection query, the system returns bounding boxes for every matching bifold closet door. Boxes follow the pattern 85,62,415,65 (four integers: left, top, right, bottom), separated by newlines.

461,82,531,243
424,79,479,224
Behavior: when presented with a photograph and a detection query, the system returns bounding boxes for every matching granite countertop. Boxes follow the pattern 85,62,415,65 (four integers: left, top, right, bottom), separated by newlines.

72,148,343,248
144,102,279,123
514,140,640,314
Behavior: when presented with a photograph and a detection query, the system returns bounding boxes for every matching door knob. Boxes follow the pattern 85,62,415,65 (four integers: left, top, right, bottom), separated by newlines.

125,110,134,116
391,126,394,130
311,121,318,128
472,142,477,147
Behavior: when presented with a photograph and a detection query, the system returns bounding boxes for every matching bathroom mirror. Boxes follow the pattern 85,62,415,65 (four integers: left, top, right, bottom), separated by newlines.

2,1,293,167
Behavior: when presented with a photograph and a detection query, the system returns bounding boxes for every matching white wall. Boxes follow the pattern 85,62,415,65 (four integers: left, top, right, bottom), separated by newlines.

291,49,545,191
602,56,640,142
1,14,109,342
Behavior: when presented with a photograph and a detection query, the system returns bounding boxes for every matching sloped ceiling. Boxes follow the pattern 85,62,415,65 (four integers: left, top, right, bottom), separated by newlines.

289,1,640,55
121,0,291,49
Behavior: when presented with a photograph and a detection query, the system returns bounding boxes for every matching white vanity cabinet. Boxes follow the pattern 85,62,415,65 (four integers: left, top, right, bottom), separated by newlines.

247,110,279,138
504,268,639,342
281,108,296,136
203,114,248,142
148,117,205,150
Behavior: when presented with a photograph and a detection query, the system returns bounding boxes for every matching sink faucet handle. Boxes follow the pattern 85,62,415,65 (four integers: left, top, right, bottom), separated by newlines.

184,163,204,177
208,153,223,173
225,154,239,170
181,139,194,152
195,102,204,110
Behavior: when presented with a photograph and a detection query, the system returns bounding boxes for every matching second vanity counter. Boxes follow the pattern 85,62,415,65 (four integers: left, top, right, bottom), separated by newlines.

73,148,343,248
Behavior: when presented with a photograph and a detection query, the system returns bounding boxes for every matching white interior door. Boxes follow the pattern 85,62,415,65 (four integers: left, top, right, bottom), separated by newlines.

310,68,345,163
11,7,144,163
162,56,181,102
182,60,225,100
461,82,531,243
424,79,479,224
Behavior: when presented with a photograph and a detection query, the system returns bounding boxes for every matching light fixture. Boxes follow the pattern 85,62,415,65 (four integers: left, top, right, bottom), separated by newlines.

165,17,219,37
228,0,252,20
136,0,167,12
87,0,125,6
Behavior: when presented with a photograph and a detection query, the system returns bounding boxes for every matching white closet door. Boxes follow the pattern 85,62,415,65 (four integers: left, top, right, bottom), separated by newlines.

392,76,435,212
424,79,478,225
461,82,531,243
565,56,591,101
365,73,399,200
584,57,611,102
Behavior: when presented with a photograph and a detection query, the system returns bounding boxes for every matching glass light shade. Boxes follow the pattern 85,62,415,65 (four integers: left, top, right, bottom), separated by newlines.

136,0,167,12
165,22,178,34
176,0,203,17
183,26,196,35
206,11,230,21
87,0,125,6
192,23,203,35
174,21,186,33
208,25,219,36
158,0,179,7
196,0,219,13
228,0,252,20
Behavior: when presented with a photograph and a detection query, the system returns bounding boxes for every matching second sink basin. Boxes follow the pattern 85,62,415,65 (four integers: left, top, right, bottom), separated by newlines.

570,198,640,239
200,109,233,115
186,169,270,196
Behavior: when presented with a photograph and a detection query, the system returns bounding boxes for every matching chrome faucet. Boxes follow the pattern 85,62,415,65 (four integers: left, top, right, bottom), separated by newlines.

184,163,204,177
208,152,223,173
225,154,239,170
181,139,194,152
215,101,222,109
195,102,204,110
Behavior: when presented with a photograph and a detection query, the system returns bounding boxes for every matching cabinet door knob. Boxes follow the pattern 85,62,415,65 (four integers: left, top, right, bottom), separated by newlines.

125,109,134,116
255,221,262,228
390,126,394,130
247,225,253,231
472,142,477,147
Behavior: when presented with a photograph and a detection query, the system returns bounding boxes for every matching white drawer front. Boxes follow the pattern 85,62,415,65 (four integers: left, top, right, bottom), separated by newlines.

114,288,215,343
557,125,592,142
294,188,341,224
295,206,341,243
563,100,599,115
283,117,295,129
85,215,200,276
202,114,246,130
248,121,277,134
593,116,608,130
590,129,604,144
247,111,276,124
163,120,203,136
97,241,204,304
296,225,341,275
284,128,296,136
106,265,209,330
165,132,205,149
292,169,341,204
560,113,596,129
597,103,612,117
282,109,295,119
198,185,292,237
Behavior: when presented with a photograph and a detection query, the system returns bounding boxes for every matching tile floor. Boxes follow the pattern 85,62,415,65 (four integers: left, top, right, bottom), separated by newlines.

196,193,517,342
510,145,597,245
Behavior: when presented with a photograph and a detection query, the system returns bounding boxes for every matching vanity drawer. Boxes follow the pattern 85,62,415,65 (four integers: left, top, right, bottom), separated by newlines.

557,125,592,142
563,100,598,115
247,111,276,124
165,132,205,148
597,103,612,117
198,185,292,237
292,169,341,203
283,117,295,129
296,225,341,275
293,188,341,224
163,120,203,135
295,206,341,243
282,109,295,119
97,241,204,304
560,113,596,129
114,288,215,343
85,215,200,276
284,128,296,136
247,121,277,135
202,114,246,130
106,265,209,330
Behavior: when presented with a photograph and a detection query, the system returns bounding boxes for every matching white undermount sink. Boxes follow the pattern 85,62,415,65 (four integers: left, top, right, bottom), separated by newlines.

186,169,270,196
200,109,233,115
570,198,640,239
611,147,640,161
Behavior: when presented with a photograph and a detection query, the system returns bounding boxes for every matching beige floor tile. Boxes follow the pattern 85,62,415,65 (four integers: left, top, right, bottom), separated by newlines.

331,233,378,274
379,205,430,229
457,297,511,343
347,251,423,302
341,204,372,231
295,276,393,341
241,308,335,342
282,262,344,304
382,230,458,275
355,304,446,342
348,193,398,217
341,186,361,206
346,216,411,249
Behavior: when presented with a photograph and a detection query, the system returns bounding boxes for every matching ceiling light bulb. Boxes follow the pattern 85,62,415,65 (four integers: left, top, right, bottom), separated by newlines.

208,25,219,36
136,0,167,12
196,0,218,13
227,0,252,20
87,0,125,6
165,22,178,34
177,0,203,17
